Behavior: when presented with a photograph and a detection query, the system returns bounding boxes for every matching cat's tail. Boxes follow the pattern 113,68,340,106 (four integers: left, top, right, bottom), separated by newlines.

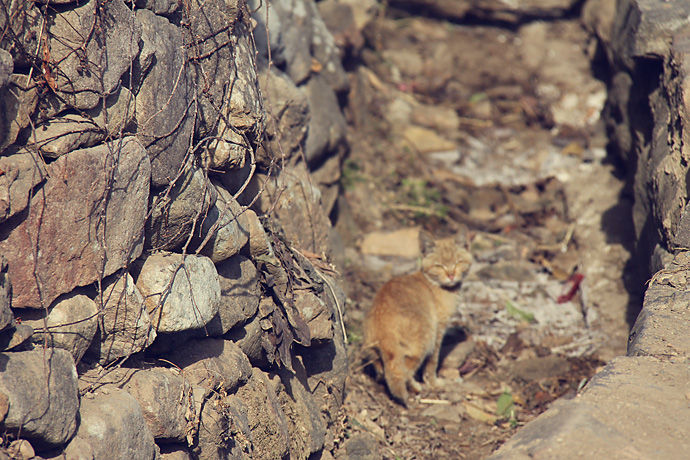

357,342,384,381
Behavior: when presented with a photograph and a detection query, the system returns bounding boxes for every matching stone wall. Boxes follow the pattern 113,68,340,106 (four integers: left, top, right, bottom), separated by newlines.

0,0,348,459
488,0,690,457
601,0,690,274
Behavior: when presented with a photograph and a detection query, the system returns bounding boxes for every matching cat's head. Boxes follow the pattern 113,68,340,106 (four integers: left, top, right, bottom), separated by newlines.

419,227,473,288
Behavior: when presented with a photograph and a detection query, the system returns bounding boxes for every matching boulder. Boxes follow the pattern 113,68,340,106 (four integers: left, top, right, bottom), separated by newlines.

70,388,157,460
48,0,141,110
29,115,103,159
85,86,136,139
0,390,7,423
604,0,690,267
134,8,195,188
254,65,310,163
271,0,315,85
302,74,348,165
0,137,150,309
243,209,274,258
121,368,190,441
21,292,99,363
208,255,261,335
309,1,349,94
7,439,35,460
0,150,46,223
628,251,690,359
225,311,267,367
165,338,252,393
195,182,250,263
0,323,33,352
43,437,95,460
146,164,217,251
91,272,156,365
193,12,265,172
136,253,220,334
0,348,79,448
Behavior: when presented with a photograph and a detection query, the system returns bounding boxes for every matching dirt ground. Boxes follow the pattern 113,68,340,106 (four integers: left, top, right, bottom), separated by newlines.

327,6,643,460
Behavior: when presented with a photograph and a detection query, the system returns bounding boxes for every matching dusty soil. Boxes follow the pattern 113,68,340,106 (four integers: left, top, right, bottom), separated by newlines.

327,7,642,460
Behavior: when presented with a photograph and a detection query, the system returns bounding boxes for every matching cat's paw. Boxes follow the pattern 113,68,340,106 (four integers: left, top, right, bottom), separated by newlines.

409,380,422,394
423,374,438,388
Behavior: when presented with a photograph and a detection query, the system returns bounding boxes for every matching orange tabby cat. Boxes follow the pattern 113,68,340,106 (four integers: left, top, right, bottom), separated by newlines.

363,227,472,405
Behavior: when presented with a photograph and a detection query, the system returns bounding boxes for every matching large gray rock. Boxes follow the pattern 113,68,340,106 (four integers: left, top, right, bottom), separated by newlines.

121,368,190,441
134,8,196,188
225,310,267,367
91,272,156,365
303,74,348,165
21,292,99,363
243,209,274,258
208,255,261,335
249,0,286,67
43,437,95,460
190,8,264,172
255,66,310,163
488,356,690,459
165,338,252,393
85,86,136,139
271,0,315,85
0,150,46,223
71,388,157,460
146,164,217,251
136,253,220,334
0,137,150,309
195,182,250,263
29,115,103,159
48,0,141,110
0,323,33,351
138,257,217,337
309,1,349,94
0,349,79,447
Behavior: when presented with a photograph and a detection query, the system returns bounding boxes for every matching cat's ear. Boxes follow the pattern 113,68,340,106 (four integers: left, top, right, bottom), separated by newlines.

455,225,470,249
419,229,435,255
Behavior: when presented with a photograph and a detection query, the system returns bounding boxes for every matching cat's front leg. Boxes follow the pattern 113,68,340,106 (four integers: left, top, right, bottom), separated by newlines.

423,331,445,387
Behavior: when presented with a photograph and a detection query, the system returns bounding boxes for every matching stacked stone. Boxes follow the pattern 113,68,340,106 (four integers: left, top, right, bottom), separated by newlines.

0,0,348,459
